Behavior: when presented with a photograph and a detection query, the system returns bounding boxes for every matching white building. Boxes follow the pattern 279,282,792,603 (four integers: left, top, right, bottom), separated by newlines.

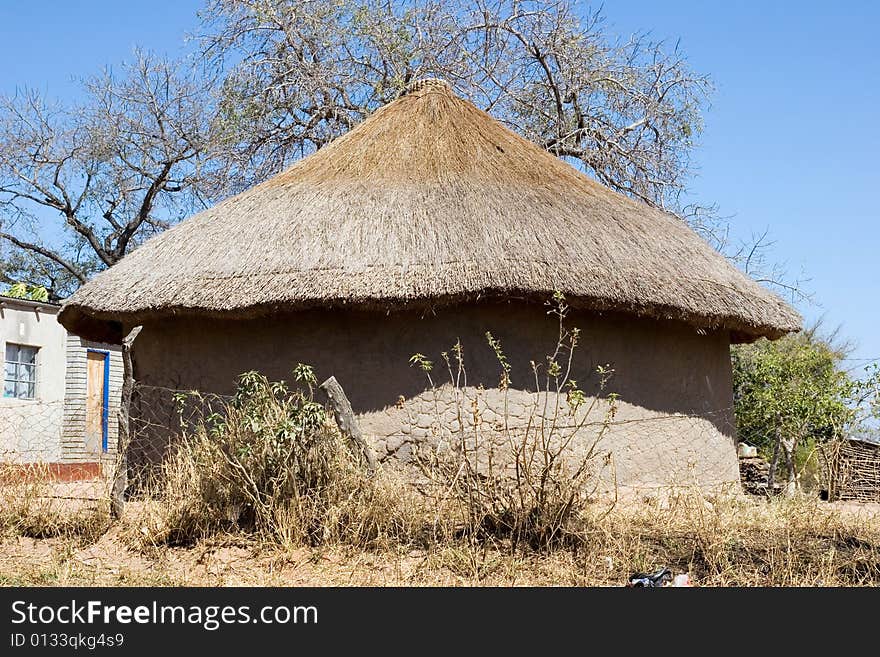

0,295,121,479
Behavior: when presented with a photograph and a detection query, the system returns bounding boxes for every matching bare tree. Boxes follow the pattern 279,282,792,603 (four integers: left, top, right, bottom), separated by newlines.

0,1,802,302
0,52,214,298
718,227,812,304
201,0,712,213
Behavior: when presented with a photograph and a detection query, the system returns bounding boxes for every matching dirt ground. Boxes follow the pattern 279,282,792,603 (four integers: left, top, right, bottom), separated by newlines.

0,530,595,586
826,500,880,521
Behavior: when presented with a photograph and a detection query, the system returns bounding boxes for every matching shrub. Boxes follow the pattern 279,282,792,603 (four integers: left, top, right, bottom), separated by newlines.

133,295,620,555
133,368,423,548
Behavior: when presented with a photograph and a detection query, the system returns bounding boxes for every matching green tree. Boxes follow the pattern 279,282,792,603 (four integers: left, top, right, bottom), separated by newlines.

732,332,879,489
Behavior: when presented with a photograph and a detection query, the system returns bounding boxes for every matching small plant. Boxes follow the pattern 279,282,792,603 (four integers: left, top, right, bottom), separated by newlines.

412,293,619,552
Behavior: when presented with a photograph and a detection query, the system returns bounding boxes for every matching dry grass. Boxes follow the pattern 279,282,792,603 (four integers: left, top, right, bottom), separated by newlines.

2,485,878,586
0,476,111,545
121,359,623,554
122,371,435,550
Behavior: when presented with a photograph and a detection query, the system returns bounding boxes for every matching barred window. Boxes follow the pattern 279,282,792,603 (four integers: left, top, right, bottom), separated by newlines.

4,343,37,400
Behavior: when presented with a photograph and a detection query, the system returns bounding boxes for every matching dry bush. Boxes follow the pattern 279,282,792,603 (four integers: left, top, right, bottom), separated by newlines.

411,293,618,551
4,486,876,586
126,368,428,549
128,294,622,555
86,299,876,584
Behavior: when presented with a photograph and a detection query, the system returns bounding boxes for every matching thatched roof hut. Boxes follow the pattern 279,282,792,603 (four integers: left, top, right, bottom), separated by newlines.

59,79,799,346
59,78,801,493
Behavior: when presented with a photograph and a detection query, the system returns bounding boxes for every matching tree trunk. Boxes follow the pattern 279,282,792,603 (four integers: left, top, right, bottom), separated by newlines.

768,425,782,491
319,376,377,474
111,326,142,519
782,436,799,495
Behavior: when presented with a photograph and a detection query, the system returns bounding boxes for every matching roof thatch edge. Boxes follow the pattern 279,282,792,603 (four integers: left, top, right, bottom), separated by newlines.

59,288,799,346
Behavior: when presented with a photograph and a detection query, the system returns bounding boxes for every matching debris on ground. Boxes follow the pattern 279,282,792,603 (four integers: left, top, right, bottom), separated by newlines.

627,568,672,587
627,568,694,587
737,442,758,459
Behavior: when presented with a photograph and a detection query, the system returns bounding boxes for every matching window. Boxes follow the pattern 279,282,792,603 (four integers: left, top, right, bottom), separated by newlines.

4,343,38,399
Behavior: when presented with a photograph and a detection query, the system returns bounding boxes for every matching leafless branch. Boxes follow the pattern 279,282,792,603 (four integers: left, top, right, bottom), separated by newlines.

0,52,214,296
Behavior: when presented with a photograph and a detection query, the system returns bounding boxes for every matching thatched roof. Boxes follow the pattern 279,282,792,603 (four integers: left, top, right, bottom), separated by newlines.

60,78,800,344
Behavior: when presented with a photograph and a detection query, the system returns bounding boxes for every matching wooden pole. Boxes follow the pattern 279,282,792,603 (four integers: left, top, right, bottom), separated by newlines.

111,325,142,519
319,375,377,474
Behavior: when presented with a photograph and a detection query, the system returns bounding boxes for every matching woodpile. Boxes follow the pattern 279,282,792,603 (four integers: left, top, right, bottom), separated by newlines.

739,455,782,497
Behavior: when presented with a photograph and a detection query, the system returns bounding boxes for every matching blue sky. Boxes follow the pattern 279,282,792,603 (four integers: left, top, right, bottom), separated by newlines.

609,1,879,367
0,1,877,362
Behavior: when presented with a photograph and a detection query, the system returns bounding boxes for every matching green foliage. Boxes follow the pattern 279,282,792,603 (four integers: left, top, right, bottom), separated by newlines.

4,282,49,302
485,332,511,389
849,361,880,429
139,369,424,549
732,333,880,483
733,334,852,452
293,362,318,390
408,353,433,373
165,370,339,540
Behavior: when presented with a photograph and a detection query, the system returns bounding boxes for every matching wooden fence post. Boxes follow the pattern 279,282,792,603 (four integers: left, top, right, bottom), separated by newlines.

111,325,142,519
319,375,377,474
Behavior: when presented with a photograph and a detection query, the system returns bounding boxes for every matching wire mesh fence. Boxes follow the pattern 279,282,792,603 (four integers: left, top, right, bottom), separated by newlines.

8,377,873,510
126,385,231,491
0,383,226,508
0,399,110,503
121,381,749,497
0,399,64,464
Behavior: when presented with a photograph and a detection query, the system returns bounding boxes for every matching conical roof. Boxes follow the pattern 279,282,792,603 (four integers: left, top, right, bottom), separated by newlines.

59,78,800,344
